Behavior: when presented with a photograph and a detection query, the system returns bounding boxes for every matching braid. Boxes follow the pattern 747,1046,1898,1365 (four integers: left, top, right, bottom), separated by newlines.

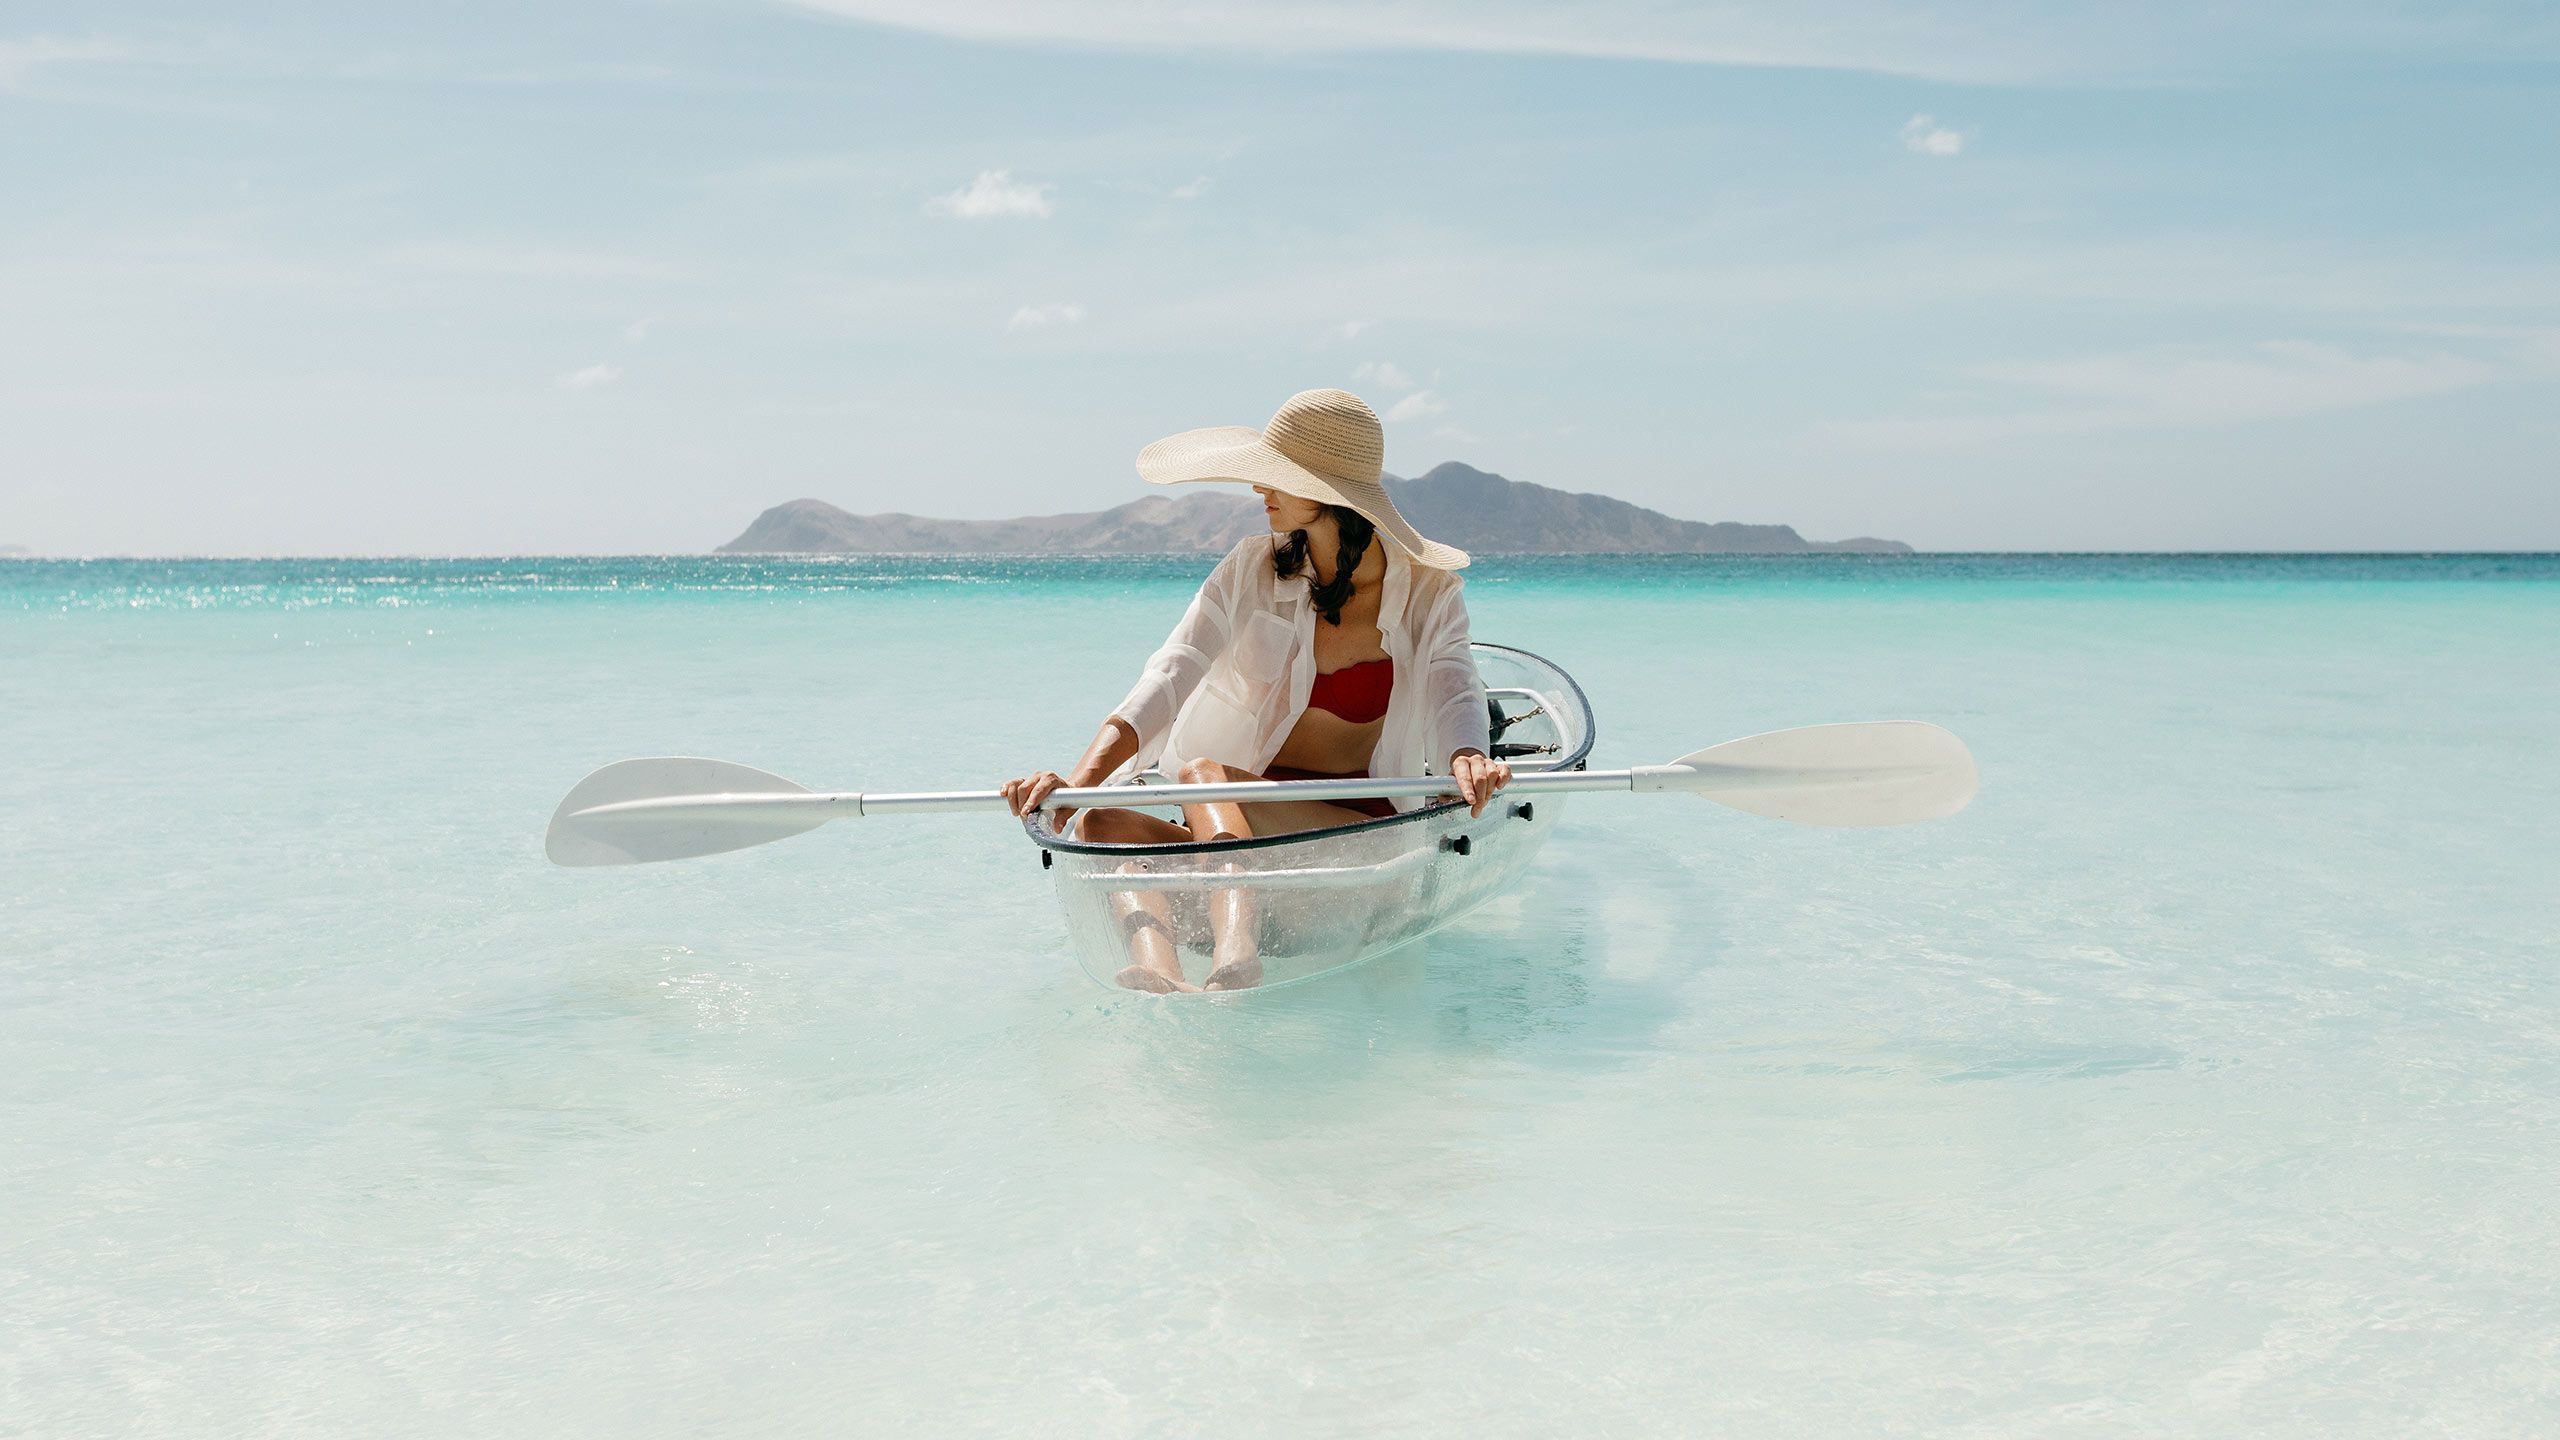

1272,527,1310,583
1315,508,1375,625
1272,504,1375,626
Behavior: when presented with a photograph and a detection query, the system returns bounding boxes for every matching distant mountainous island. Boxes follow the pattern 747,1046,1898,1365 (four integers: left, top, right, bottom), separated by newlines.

719,463,1909,556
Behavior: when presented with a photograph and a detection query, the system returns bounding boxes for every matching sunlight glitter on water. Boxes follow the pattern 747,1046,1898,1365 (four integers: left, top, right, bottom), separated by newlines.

4,555,2556,1436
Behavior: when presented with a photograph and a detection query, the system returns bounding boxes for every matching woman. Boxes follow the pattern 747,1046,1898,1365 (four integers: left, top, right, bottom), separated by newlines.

1004,388,1511,992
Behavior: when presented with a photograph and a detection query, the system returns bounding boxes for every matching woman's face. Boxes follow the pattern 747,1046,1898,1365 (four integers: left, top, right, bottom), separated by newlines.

1253,485,1326,533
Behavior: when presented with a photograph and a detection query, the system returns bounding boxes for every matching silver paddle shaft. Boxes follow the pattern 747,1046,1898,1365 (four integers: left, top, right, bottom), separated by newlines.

564,765,1712,826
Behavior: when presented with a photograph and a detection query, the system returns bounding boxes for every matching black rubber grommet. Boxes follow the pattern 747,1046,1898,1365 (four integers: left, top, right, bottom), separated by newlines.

1041,850,1053,869
1510,802,1534,822
1443,834,1473,856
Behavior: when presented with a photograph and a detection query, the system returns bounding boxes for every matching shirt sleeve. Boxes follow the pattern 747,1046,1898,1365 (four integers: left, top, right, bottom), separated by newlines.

1108,542,1245,760
1421,580,1491,770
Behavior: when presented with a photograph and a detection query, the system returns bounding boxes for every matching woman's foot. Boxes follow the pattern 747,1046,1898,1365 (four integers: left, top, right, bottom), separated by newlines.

1115,964,1199,994
1203,956,1263,991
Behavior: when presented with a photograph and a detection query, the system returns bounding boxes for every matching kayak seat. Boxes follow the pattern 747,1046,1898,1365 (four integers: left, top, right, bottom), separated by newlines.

1487,693,1560,761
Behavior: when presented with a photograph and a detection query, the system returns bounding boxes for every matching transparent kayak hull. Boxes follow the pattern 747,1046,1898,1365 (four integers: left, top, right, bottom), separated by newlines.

1025,644,1595,994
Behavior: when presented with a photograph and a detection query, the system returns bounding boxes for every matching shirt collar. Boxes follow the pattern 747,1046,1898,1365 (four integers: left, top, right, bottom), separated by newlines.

1262,532,1310,601
1378,542,1411,638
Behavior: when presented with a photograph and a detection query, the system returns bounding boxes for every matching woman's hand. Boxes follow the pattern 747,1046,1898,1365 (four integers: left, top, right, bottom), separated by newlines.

1008,719,1141,832
1448,749,1512,819
1002,770,1072,826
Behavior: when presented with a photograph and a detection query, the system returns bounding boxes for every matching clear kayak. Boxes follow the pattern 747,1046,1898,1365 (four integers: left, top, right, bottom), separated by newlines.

1023,644,1596,993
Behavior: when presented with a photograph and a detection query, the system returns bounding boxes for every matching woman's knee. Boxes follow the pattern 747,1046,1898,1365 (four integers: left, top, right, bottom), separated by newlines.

1076,807,1147,842
1176,757,1249,785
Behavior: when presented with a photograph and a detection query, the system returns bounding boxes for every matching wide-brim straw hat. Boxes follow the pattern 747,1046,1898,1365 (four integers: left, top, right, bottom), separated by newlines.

1136,389,1470,570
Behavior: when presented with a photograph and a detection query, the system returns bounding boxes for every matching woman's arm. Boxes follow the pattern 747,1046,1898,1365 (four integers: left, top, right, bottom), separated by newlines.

1099,542,1250,770
1419,583,1503,814
1004,543,1254,819
1002,717,1138,821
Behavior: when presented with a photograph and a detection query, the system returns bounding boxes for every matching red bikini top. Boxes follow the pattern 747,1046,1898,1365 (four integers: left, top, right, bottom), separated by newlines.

1307,657,1393,724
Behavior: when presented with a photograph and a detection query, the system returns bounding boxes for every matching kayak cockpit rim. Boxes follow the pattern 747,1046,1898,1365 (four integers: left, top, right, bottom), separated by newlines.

1020,642,1596,859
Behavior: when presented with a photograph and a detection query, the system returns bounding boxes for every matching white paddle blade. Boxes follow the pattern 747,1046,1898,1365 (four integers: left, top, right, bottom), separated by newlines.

1664,721,1977,827
545,757,819,867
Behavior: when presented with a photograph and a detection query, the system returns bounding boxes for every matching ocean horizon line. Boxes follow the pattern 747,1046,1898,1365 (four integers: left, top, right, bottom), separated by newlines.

6,549,2560,563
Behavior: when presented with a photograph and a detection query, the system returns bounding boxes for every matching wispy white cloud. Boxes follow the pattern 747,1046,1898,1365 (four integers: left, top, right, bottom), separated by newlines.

1007,301,1085,331
0,36,124,90
623,318,652,343
1328,319,1374,342
768,0,2560,83
1385,389,1445,422
557,362,620,389
1170,175,1211,200
776,0,2043,80
1899,113,1963,156
1353,360,1416,390
1835,341,2502,448
925,169,1054,219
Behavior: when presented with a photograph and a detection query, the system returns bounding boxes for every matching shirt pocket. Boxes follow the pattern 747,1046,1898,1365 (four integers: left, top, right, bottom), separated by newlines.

1171,610,1297,770
1230,610,1296,685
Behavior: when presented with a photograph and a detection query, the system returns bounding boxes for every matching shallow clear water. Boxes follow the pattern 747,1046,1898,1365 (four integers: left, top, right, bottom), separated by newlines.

5,554,2557,1437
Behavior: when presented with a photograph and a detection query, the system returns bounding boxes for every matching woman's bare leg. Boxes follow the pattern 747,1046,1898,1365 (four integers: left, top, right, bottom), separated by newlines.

1237,799,1387,836
1076,806,1198,992
1172,758,1257,843
1073,777,1380,994
1174,760,1268,990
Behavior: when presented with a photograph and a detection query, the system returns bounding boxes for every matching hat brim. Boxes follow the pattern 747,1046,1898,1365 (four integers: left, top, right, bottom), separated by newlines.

1137,426,1470,570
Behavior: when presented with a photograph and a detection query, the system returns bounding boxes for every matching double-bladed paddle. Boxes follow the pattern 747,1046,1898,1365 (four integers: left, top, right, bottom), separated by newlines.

544,720,1976,868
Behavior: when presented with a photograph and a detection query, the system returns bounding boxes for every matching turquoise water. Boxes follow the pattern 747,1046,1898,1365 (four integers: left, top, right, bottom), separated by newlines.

5,554,2557,1436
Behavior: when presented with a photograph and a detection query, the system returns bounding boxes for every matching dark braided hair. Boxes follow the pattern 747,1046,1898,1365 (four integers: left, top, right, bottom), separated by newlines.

1272,504,1377,626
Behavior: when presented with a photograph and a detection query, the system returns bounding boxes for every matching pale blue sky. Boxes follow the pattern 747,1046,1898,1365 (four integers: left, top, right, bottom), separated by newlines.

3,1,2555,553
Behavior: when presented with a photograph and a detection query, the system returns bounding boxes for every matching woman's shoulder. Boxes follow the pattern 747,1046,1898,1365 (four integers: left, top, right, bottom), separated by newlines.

1205,530,1278,581
1401,554,1466,601
1395,556,1473,636
1194,530,1278,600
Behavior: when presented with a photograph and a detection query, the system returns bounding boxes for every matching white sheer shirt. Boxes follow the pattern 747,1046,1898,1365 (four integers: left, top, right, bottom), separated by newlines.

1107,534,1491,810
